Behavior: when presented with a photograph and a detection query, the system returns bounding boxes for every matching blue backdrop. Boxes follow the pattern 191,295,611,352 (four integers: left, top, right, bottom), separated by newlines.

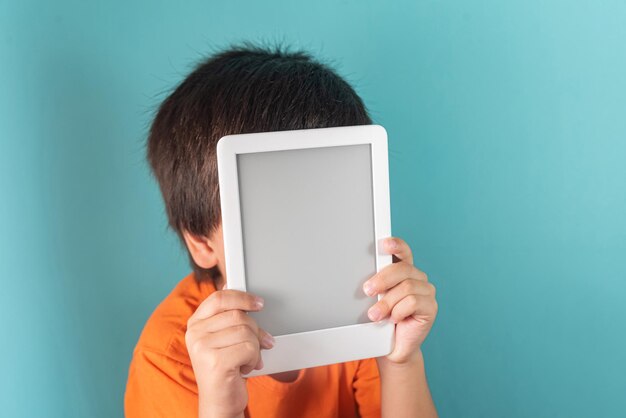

2,1,625,417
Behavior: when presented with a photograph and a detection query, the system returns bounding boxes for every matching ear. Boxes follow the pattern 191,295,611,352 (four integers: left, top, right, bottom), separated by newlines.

182,229,219,269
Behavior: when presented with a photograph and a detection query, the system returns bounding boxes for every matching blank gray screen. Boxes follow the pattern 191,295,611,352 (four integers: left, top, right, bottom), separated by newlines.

237,144,376,336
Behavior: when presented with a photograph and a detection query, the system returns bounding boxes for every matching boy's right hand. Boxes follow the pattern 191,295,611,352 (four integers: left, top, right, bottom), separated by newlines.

185,289,274,418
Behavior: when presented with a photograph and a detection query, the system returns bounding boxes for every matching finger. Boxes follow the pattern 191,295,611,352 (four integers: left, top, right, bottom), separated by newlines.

194,324,260,350
367,280,436,322
190,290,264,324
382,237,413,265
258,328,275,350
363,262,428,296
218,341,261,375
254,353,265,371
390,294,438,324
187,311,275,350
191,309,259,334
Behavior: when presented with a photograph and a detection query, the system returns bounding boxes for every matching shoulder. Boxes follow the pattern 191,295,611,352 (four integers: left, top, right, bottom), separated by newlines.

132,273,216,365
125,274,215,417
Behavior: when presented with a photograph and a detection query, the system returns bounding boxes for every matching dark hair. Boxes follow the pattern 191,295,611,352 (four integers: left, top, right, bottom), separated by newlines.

147,41,372,282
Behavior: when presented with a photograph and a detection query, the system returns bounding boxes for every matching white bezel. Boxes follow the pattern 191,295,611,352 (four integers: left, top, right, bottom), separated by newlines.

217,124,394,376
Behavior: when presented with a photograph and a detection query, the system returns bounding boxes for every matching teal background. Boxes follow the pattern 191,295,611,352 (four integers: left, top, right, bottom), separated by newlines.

2,1,625,416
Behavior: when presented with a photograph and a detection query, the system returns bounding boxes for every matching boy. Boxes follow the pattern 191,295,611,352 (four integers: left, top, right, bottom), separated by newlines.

125,43,439,418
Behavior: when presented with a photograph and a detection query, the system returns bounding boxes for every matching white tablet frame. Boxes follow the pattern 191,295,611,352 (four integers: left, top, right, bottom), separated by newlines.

217,124,394,376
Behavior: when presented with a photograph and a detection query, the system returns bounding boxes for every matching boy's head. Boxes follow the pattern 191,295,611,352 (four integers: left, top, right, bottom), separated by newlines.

147,42,372,283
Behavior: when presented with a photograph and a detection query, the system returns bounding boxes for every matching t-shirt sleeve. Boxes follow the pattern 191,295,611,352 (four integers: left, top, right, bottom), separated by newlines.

353,358,382,418
125,349,198,418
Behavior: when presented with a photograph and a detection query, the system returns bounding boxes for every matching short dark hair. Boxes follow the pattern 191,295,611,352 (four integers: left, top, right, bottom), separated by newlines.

147,41,372,282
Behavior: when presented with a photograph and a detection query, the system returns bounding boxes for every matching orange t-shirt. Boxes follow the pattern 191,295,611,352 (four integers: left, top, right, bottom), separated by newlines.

125,273,381,418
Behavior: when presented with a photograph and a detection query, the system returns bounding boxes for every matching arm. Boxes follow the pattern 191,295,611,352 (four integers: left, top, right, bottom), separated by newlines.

363,237,439,418
377,352,437,418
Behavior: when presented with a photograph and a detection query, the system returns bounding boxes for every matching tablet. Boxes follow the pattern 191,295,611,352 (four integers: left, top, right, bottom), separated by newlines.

217,124,394,376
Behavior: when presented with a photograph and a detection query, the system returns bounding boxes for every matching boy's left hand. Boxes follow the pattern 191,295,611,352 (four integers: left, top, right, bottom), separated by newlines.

363,237,438,364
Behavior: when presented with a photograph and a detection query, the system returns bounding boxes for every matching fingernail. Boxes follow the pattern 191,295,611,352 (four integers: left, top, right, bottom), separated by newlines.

262,333,275,349
387,238,397,250
254,297,264,309
368,306,382,322
363,282,376,297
